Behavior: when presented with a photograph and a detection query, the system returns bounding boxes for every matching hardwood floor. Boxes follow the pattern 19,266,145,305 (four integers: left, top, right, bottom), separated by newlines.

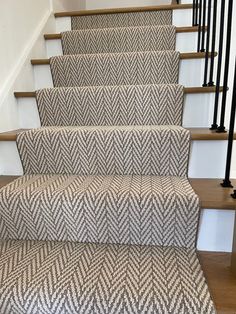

199,252,236,314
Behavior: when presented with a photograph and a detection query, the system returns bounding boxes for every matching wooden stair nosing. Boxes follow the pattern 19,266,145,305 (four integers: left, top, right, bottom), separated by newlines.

0,175,235,210
14,86,225,99
54,4,193,18
1,128,236,142
44,26,206,40
190,178,236,210
30,52,218,65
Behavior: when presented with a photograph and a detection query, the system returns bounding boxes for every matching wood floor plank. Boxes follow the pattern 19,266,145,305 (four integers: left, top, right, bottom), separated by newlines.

199,252,236,313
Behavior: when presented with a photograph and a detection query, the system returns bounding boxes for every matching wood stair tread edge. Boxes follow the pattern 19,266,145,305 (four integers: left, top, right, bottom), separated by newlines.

0,176,235,210
190,178,236,210
14,86,225,98
30,52,218,65
54,4,193,18
1,128,236,141
43,26,206,40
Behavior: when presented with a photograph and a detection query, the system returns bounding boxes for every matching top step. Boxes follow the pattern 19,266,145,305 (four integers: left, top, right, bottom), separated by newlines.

54,4,193,17
70,9,174,30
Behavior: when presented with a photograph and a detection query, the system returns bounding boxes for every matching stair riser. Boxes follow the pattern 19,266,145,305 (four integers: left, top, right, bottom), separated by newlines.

0,141,228,179
17,94,215,129
17,127,190,176
33,59,205,90
45,32,198,58
55,9,193,33
0,174,198,248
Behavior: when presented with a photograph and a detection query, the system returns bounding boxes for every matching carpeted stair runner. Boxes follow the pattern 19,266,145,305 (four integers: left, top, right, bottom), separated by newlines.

71,10,172,30
50,50,179,87
0,241,214,314
0,174,198,246
0,6,216,314
36,84,184,126
16,126,189,176
61,25,176,55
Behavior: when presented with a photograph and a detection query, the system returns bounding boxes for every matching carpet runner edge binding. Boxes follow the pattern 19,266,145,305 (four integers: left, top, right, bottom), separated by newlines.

0,9,216,314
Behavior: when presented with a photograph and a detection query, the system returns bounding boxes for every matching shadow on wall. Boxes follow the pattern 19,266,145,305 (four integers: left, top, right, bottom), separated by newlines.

85,0,173,10
52,0,86,11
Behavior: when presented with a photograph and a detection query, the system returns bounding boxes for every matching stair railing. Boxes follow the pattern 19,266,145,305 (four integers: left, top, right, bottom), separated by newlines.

191,0,235,196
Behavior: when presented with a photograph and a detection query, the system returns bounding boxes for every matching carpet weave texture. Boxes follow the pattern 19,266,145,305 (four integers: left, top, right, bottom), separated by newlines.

0,174,199,247
0,6,216,314
36,84,184,126
71,10,172,30
17,126,190,176
50,51,180,87
62,25,176,55
0,240,215,314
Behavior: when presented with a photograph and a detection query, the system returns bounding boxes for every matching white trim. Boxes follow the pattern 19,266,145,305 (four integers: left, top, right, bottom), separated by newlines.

0,9,52,107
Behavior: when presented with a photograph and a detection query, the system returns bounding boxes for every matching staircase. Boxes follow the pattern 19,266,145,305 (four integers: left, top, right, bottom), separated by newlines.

0,3,233,313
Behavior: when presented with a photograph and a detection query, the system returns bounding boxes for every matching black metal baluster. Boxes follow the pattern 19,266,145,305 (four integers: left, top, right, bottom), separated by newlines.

208,0,217,86
217,0,234,132
197,0,203,52
203,0,212,86
195,0,199,27
210,0,226,130
193,0,196,26
221,58,236,188
201,0,207,51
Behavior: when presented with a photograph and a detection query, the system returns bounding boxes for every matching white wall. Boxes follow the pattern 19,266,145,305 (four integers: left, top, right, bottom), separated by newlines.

0,0,53,132
53,0,86,11
85,0,171,10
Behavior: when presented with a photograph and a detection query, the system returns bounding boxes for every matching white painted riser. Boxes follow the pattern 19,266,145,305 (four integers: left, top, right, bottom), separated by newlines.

17,94,215,128
33,58,206,90
45,32,198,58
54,9,193,33
0,138,228,179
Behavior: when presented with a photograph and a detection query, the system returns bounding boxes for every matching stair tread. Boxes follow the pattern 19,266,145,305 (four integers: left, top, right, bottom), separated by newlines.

1,128,235,141
190,178,236,210
54,4,193,17
1,176,235,210
44,26,204,40
31,52,217,65
0,129,28,141
0,174,196,245
14,86,225,98
0,240,214,313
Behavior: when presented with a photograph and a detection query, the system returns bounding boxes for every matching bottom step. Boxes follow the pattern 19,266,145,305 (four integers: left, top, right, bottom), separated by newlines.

0,240,215,313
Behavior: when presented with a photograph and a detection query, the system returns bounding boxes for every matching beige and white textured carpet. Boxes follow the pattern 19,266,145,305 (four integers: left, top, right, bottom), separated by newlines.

0,9,216,314
61,25,176,55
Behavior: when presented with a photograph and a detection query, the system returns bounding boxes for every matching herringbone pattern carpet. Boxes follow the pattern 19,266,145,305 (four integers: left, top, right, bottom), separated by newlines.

0,7,217,314
50,51,180,87
0,240,215,314
17,126,190,176
71,10,172,30
0,174,199,247
62,25,176,55
36,84,184,126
